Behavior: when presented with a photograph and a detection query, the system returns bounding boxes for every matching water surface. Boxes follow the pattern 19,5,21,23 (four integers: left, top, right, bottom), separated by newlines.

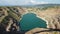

19,13,47,31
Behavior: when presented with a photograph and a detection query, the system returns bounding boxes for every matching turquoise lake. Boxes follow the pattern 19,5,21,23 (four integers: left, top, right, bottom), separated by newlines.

19,13,47,31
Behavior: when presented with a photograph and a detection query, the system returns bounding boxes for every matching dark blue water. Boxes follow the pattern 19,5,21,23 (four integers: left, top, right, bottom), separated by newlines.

19,13,47,31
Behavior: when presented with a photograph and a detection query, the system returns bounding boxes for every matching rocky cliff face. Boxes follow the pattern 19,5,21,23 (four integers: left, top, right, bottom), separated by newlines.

23,6,60,30
0,7,25,32
24,6,60,34
0,6,60,34
25,28,60,34
37,8,60,29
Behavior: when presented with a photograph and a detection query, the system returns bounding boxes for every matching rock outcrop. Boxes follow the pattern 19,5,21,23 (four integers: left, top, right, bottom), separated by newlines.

37,8,60,29
0,6,60,34
0,7,25,32
25,28,60,34
24,6,60,30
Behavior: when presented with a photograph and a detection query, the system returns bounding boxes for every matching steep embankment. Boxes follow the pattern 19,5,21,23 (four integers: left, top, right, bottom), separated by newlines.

23,6,60,34
37,8,60,29
0,7,25,32
23,6,60,29
0,6,60,34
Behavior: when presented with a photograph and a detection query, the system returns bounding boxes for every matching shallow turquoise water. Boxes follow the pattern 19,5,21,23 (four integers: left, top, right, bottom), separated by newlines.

19,13,47,31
